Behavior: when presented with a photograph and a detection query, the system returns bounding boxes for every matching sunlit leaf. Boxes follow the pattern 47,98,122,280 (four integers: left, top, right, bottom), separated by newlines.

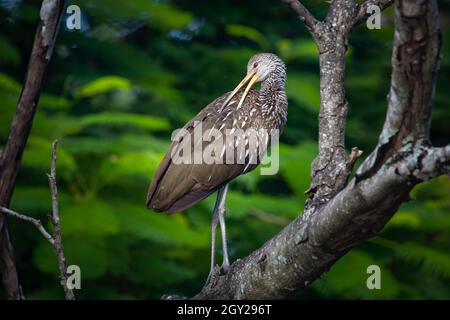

225,24,269,49
277,39,319,62
117,203,208,249
79,112,170,131
22,137,77,176
60,200,121,237
75,76,131,98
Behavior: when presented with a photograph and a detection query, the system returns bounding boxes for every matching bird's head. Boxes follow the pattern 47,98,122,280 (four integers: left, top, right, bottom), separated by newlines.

247,53,286,82
222,53,286,110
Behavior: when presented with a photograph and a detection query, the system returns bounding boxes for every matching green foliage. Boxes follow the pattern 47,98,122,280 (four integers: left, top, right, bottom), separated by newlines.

226,24,269,49
75,76,132,98
277,39,319,62
286,74,321,113
315,250,401,299
0,34,21,66
0,0,449,299
78,112,170,131
395,243,450,280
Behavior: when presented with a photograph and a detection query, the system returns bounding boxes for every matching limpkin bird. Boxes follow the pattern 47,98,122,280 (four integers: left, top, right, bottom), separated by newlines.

146,53,287,282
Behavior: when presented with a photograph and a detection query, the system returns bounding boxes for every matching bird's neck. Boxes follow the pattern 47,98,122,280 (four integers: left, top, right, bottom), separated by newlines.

258,71,288,128
260,70,286,94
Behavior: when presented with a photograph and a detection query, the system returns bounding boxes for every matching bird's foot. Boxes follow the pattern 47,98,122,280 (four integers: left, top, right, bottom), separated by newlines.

204,265,221,288
221,261,230,274
204,261,231,288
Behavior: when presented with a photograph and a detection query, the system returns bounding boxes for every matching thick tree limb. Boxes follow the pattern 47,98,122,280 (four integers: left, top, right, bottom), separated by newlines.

0,141,75,300
305,2,394,206
0,0,66,299
193,152,417,299
305,0,360,204
357,0,441,180
192,0,443,299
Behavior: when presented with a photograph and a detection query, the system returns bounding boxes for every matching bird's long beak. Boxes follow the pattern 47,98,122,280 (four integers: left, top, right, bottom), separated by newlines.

220,71,259,112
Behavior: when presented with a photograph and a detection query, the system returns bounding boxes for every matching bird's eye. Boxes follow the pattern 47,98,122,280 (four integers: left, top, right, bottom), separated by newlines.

253,62,258,68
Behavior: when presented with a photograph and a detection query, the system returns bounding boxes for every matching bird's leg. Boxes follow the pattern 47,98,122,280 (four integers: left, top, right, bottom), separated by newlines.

205,184,229,286
205,201,219,286
217,184,230,273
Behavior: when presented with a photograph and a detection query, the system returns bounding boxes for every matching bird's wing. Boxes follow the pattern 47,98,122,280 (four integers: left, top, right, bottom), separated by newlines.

146,91,260,213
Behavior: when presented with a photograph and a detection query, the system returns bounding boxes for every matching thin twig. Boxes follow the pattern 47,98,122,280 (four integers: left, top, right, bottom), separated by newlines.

47,140,75,300
346,147,364,171
281,0,319,38
2,140,75,300
0,207,54,246
354,0,394,27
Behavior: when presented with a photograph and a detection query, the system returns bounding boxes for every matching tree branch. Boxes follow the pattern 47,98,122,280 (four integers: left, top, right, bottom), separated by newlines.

192,0,444,299
0,207,55,245
0,0,66,299
353,0,394,27
1,141,75,300
397,145,450,181
306,0,360,204
282,0,394,208
357,0,441,180
47,140,75,300
281,0,319,38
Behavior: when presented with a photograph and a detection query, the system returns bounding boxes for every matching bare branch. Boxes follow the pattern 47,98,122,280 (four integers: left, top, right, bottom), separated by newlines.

0,207,55,246
193,156,413,299
0,0,66,299
284,0,370,204
354,0,394,27
346,147,364,171
1,141,75,300
398,145,450,181
47,140,75,300
192,0,444,300
281,0,319,38
306,0,359,204
357,0,441,180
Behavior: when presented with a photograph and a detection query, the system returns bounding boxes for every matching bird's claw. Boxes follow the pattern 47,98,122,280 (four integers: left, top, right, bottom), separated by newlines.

204,265,221,288
221,261,230,274
204,261,231,288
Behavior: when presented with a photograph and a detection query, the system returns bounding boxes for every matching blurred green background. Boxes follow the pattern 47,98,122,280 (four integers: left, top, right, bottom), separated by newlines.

0,0,449,299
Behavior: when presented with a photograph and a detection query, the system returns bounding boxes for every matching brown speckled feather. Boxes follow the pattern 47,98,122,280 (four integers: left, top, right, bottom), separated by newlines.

147,53,288,214
147,89,268,213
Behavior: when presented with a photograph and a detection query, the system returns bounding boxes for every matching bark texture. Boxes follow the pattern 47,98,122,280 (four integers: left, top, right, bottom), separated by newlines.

192,0,448,299
0,0,66,299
